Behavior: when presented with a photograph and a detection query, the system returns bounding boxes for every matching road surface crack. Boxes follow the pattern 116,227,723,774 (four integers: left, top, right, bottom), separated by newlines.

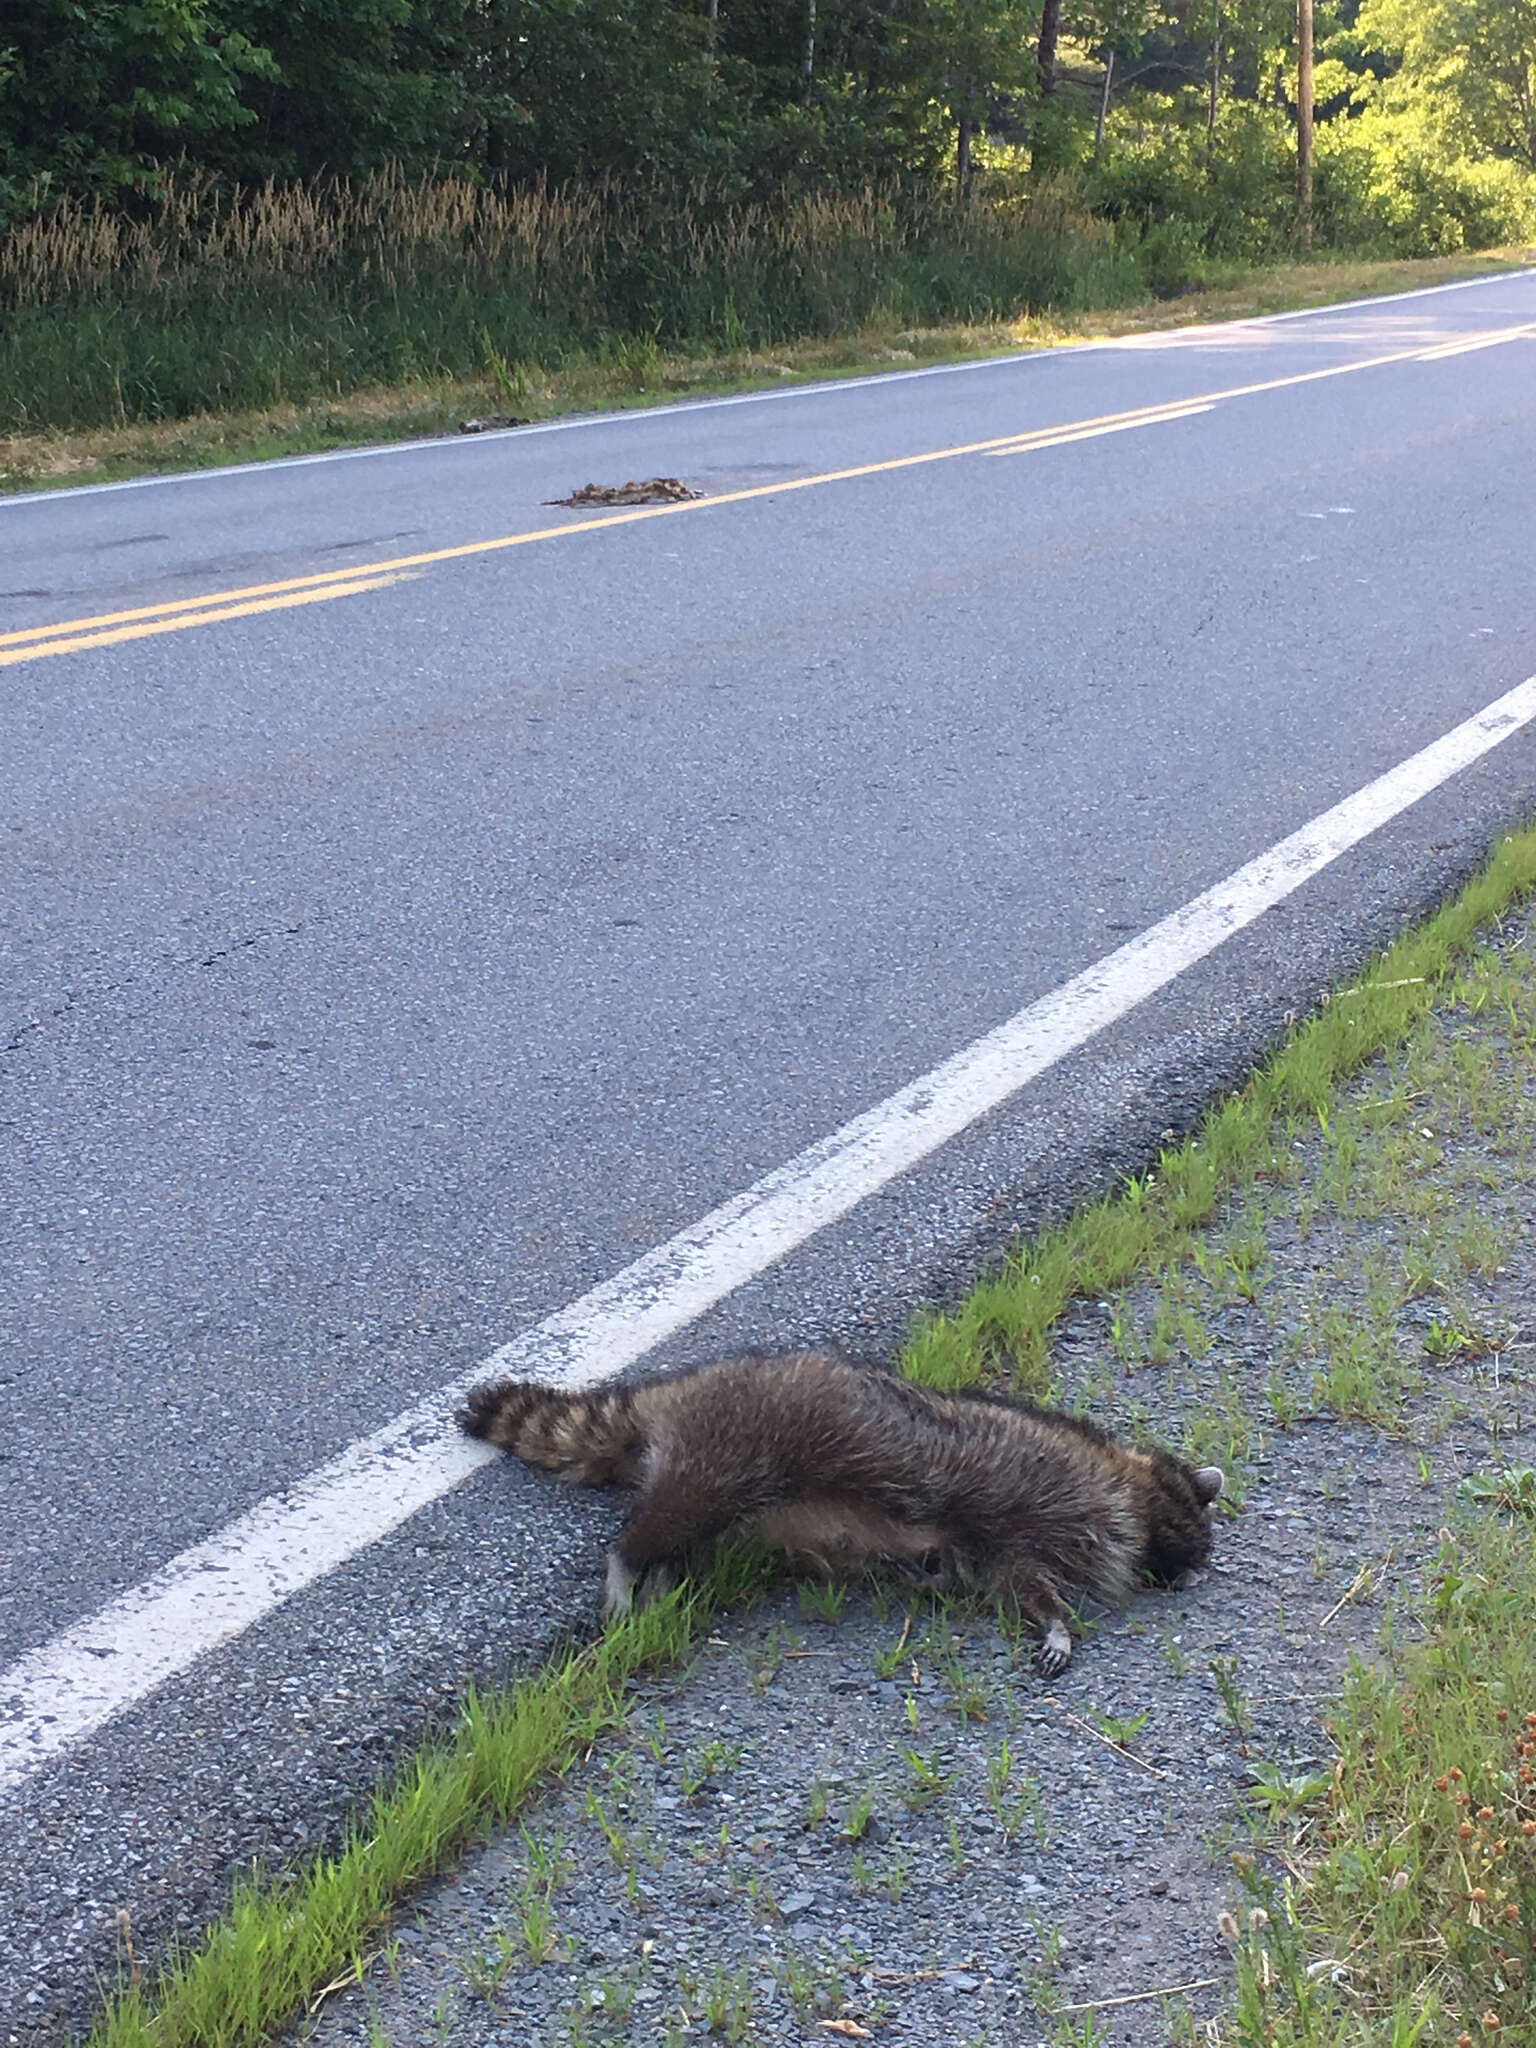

1,921,307,1064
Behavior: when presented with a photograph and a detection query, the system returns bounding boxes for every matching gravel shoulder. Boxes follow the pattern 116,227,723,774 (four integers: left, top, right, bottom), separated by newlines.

285,908,1536,2048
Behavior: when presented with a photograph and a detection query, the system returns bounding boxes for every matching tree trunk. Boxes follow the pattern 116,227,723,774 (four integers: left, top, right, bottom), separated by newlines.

1207,4,1220,151
1037,0,1060,93
1093,48,1114,159
957,113,973,188
1296,0,1314,246
802,0,815,103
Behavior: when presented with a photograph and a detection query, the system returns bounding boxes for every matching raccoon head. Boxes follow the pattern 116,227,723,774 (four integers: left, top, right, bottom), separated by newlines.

1137,1453,1223,1583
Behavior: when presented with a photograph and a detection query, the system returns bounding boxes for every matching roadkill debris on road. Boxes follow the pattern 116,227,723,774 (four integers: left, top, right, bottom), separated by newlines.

549,477,703,506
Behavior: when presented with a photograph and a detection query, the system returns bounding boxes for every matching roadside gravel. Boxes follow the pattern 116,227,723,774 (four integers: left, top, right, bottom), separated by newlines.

293,908,1536,2048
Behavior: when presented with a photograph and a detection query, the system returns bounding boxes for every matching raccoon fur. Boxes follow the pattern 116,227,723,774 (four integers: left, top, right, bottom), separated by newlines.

460,1348,1222,1674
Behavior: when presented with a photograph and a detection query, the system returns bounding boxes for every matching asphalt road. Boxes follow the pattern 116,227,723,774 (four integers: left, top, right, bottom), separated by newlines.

4,270,1536,2037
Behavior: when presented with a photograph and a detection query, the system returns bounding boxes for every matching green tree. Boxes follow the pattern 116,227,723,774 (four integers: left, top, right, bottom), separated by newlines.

930,0,1040,183
0,0,272,215
1354,0,1536,168
201,0,487,179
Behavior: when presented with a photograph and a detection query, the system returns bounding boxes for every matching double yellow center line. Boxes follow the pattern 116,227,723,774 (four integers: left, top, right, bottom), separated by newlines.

4,320,1531,671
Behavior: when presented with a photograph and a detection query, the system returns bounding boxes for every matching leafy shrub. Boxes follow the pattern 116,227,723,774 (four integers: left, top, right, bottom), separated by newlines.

1086,91,1536,271
1087,101,1299,271
1316,110,1536,254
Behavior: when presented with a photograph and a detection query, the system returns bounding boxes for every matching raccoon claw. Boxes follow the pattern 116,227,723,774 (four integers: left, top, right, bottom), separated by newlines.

1035,1620,1073,1676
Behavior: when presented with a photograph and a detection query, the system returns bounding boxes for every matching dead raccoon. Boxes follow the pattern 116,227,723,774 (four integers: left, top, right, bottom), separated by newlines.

461,1348,1222,1673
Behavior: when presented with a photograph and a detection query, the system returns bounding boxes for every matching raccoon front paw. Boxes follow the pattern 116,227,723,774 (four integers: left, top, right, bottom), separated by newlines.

602,1552,639,1619
1035,1619,1073,1677
602,1554,677,1619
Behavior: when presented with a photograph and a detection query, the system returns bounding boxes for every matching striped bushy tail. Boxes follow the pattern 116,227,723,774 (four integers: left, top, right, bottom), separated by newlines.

459,1379,643,1486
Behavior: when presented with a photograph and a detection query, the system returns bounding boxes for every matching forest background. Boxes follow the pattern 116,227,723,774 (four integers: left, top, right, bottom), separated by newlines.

2,0,1535,439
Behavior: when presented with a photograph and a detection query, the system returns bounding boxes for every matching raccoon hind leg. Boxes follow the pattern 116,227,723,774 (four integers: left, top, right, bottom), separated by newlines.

604,1459,753,1619
986,1557,1076,1675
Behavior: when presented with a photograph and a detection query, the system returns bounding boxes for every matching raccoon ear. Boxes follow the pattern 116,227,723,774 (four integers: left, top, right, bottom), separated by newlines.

1193,1465,1225,1503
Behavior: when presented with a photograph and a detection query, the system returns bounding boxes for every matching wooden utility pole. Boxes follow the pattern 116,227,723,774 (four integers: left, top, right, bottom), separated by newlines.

1296,0,1314,246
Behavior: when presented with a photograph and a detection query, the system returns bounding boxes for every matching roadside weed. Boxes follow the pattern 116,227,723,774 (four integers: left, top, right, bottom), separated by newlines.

699,1962,755,2040
798,1579,848,1623
520,1826,574,1893
841,1785,878,1842
1264,1367,1301,1428
1158,1628,1191,1678
749,1620,799,1693
1087,1705,1150,1750
1458,1464,1536,1518
679,1737,742,1797
900,1748,956,1809
1048,2012,1115,2048
1241,1763,1332,1822
943,1656,992,1724
579,1791,633,1872
514,1885,559,1966
1210,1658,1252,1743
872,1634,909,1680
458,1928,522,1998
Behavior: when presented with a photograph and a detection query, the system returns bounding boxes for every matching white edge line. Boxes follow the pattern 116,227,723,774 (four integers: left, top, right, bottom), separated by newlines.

3,264,1532,510
4,670,1536,1795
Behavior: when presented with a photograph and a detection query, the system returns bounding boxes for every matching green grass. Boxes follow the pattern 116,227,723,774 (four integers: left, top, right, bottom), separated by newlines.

1223,1499,1536,2043
84,1548,771,2048
4,244,1529,496
901,826,1536,1398
1,169,1137,443
80,820,1536,2048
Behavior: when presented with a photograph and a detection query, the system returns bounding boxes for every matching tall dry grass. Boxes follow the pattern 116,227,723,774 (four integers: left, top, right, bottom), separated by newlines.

0,168,1141,432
